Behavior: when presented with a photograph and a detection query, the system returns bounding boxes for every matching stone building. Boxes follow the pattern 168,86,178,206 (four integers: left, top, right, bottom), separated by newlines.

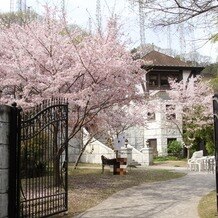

125,50,204,156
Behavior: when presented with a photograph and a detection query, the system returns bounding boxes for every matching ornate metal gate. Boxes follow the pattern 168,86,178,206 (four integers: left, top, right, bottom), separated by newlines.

17,98,68,217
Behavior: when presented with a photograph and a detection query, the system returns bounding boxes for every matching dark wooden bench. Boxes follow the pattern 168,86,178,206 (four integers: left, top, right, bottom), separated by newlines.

101,155,117,174
101,155,127,175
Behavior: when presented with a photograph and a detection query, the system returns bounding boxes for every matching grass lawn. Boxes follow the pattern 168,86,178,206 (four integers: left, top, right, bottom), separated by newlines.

198,190,217,218
55,164,186,217
153,157,187,167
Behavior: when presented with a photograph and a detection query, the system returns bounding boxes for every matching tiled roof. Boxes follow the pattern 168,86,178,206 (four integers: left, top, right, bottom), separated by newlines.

142,50,191,67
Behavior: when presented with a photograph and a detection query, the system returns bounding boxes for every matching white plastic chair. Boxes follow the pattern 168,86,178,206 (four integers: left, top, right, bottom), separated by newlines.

187,150,203,171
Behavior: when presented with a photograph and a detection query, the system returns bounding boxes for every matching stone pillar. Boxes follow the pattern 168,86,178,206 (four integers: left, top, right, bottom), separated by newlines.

119,147,133,165
141,147,153,166
126,148,132,165
0,105,11,218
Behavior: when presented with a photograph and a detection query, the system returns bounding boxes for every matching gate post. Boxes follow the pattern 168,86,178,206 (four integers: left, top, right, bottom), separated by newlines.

0,105,12,218
141,147,153,166
0,104,20,218
213,94,218,213
9,103,21,218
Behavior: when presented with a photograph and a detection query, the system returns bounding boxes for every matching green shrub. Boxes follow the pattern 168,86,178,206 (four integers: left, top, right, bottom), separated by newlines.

167,140,183,158
205,141,215,155
154,156,178,162
21,132,49,178
193,125,214,155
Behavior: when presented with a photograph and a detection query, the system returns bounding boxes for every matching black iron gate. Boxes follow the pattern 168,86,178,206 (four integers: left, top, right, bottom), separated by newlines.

15,98,68,217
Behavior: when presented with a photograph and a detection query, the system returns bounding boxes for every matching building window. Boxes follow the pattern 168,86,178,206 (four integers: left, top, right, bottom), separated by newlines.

147,112,155,120
166,104,176,120
167,138,177,145
149,74,158,87
147,72,182,90
160,75,169,87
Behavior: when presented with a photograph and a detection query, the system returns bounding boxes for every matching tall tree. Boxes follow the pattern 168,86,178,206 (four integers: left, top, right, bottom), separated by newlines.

129,0,218,42
129,0,217,26
73,101,150,168
167,76,214,158
0,8,144,141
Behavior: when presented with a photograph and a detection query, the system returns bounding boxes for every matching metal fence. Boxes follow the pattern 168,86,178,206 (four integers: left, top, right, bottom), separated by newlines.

13,98,68,217
213,94,218,212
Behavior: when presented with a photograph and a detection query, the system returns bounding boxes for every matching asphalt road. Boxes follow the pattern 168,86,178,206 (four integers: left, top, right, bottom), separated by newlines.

75,168,215,218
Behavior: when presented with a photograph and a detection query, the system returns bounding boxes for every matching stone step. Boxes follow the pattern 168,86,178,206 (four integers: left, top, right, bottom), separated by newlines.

128,160,141,167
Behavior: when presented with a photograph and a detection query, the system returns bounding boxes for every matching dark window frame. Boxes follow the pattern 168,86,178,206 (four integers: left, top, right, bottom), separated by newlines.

166,104,176,120
147,71,182,90
149,74,158,87
147,112,156,121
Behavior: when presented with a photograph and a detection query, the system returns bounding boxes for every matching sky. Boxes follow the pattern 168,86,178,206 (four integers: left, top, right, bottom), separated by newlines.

0,0,217,63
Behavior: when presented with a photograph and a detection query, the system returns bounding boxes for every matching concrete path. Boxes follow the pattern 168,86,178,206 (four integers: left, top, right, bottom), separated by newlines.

75,167,215,218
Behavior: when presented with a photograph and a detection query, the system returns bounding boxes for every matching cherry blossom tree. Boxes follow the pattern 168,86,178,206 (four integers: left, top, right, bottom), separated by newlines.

0,7,146,167
167,76,214,158
72,101,150,168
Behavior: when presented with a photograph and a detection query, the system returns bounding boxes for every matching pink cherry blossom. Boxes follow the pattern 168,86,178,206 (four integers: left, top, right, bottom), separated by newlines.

0,8,144,140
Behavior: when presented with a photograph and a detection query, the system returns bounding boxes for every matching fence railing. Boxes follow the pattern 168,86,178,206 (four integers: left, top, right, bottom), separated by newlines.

188,156,215,173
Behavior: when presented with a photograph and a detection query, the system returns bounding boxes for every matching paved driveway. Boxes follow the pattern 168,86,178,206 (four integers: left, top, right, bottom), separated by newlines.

75,168,215,218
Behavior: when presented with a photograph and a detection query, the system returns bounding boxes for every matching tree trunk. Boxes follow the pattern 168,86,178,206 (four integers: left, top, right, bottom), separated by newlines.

74,147,86,169
187,148,190,160
53,123,61,186
74,130,94,169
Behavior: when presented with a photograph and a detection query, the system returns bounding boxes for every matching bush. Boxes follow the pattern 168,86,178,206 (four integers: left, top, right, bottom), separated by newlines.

167,140,183,158
205,141,215,155
193,125,214,155
154,156,178,162
21,132,49,178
